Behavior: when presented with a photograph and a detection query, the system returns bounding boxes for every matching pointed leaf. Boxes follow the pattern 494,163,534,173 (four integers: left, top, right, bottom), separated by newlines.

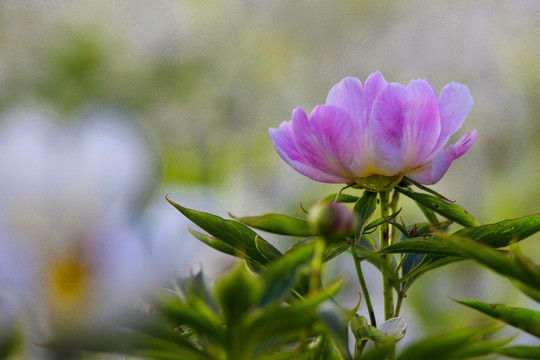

231,213,316,237
379,237,462,256
453,213,540,248
353,191,378,236
321,193,359,204
259,243,315,306
397,327,489,360
187,227,241,258
167,198,282,266
457,300,540,338
318,303,352,360
495,345,540,359
443,237,540,291
395,186,479,227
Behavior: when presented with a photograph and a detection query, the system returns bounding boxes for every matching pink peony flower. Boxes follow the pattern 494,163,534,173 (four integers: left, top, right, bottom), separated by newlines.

269,71,476,188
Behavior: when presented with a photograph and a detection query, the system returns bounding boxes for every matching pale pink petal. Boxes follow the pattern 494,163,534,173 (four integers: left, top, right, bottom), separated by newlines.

370,79,441,174
269,119,349,183
431,82,474,154
363,71,388,117
407,130,477,185
309,105,356,173
326,77,364,120
369,83,408,174
292,105,354,178
400,79,441,168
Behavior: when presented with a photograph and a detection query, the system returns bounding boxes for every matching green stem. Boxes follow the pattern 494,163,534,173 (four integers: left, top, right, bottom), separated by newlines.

394,288,405,317
379,190,394,321
351,244,377,328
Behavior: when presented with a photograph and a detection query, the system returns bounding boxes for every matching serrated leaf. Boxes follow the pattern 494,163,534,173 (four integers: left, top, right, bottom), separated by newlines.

495,345,540,359
231,213,316,237
167,198,282,266
457,300,540,338
395,186,479,227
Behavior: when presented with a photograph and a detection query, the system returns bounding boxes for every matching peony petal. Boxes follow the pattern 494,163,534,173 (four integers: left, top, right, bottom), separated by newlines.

325,72,388,177
432,82,474,154
407,130,477,185
400,79,441,167
269,119,349,183
370,80,441,175
292,105,355,178
326,77,365,120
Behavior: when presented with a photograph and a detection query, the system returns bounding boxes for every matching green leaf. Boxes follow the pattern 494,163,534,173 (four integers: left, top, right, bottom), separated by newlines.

495,345,540,359
353,191,377,236
321,193,359,204
351,315,394,344
259,243,315,306
387,214,540,285
231,213,316,237
318,303,352,360
395,186,479,227
456,300,540,338
379,237,461,257
215,264,261,324
153,292,225,346
187,227,241,258
396,327,491,360
167,197,282,266
453,213,540,248
443,237,540,292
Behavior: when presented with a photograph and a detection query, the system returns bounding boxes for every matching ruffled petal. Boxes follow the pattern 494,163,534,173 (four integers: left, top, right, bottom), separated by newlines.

432,82,474,154
407,130,477,185
292,105,355,179
269,118,349,183
369,80,441,175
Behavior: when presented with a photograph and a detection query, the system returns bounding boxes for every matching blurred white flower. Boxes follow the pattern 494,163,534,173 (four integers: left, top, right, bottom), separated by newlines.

0,107,160,344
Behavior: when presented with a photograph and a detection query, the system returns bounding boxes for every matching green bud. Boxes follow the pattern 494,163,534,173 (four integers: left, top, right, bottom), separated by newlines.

309,202,353,242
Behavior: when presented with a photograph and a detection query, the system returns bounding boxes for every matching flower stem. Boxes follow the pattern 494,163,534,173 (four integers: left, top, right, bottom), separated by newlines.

379,190,394,321
351,244,376,327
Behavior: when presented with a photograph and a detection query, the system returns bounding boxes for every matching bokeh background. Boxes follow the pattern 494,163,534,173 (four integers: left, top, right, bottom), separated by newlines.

1,0,539,356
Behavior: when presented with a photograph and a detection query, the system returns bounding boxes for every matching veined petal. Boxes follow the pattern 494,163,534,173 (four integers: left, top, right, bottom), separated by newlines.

407,130,477,185
370,80,441,174
325,72,388,176
269,119,349,183
432,82,474,154
401,79,441,167
292,105,356,178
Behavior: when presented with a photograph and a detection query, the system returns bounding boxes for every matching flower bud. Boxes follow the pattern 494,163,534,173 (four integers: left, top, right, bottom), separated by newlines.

308,202,353,242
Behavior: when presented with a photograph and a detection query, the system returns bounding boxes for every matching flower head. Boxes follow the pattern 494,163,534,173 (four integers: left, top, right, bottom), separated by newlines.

269,72,476,188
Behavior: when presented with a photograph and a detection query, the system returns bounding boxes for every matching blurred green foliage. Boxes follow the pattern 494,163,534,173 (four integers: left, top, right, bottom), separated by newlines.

0,0,538,353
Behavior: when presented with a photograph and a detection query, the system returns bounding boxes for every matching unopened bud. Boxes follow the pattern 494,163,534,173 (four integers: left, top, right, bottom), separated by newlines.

308,202,353,242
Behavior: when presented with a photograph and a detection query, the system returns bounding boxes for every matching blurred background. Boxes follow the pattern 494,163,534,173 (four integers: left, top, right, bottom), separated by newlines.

0,0,539,356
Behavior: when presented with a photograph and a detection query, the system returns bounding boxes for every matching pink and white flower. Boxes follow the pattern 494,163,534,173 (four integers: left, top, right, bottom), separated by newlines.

269,72,476,186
